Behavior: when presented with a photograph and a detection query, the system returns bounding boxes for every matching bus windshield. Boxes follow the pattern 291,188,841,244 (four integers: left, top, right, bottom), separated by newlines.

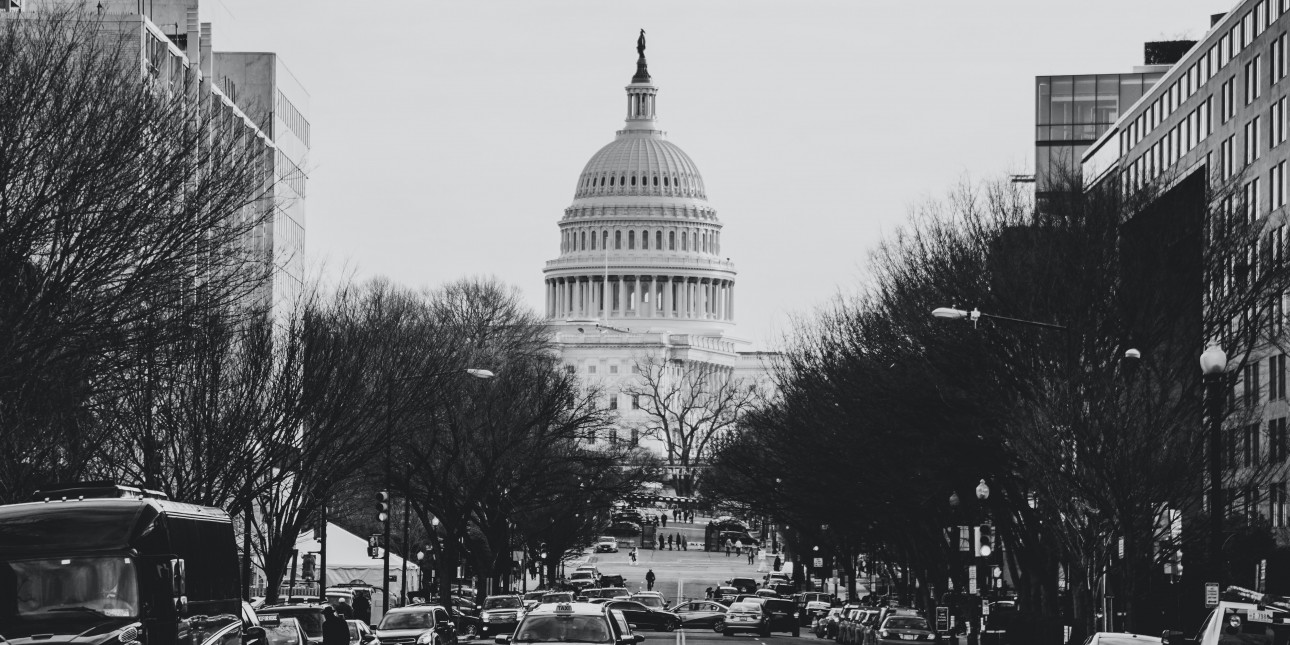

2,557,140,619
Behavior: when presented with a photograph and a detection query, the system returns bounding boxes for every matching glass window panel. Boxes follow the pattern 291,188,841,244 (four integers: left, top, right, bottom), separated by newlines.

1076,123,1098,140
1074,76,1097,124
1036,125,1050,141
1119,75,1145,111
1051,77,1074,125
1038,77,1052,125
1050,124,1073,141
1097,76,1120,123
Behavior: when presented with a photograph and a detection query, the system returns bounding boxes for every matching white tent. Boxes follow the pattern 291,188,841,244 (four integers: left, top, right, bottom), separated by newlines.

295,522,420,593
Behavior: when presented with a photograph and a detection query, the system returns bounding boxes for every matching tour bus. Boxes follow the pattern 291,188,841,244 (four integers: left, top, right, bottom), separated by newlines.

0,482,262,645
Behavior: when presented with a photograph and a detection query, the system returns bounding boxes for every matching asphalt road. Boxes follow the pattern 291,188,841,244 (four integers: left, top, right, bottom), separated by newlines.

576,530,776,604
640,629,803,645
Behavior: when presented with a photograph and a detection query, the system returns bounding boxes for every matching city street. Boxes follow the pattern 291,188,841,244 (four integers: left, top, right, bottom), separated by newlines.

640,631,801,645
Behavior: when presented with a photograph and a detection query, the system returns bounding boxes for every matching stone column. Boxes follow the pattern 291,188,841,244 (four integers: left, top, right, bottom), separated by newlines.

728,284,735,320
663,277,674,318
615,277,625,318
642,277,653,318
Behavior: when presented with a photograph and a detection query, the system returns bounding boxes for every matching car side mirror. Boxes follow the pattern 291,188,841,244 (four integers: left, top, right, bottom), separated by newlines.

244,626,267,645
362,635,376,643
495,637,512,645
371,624,380,631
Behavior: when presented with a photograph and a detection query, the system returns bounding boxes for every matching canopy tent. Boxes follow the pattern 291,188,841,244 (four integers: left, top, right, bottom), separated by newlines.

294,522,420,592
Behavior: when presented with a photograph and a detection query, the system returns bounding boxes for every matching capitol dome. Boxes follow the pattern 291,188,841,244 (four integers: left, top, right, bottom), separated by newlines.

543,35,736,336
574,135,707,200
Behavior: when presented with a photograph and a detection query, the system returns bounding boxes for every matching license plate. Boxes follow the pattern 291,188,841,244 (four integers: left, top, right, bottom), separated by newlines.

901,636,919,640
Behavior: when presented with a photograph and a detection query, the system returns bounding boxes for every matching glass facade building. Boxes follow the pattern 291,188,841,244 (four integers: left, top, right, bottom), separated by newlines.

1036,72,1165,193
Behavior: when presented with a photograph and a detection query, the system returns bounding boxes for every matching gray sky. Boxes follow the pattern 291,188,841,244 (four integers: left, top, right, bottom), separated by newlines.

205,0,1223,349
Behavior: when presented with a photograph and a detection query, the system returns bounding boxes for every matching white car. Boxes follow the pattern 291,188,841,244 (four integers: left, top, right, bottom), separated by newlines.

596,537,619,553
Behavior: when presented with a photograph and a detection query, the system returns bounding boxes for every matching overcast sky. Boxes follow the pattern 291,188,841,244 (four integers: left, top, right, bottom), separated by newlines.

203,0,1225,349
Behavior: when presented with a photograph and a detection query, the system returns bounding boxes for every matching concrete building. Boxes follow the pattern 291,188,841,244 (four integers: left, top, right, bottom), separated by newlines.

4,0,309,319
543,37,775,483
1083,0,1290,541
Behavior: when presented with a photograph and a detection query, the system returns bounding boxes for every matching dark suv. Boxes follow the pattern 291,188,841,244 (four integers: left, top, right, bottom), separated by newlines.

755,598,800,636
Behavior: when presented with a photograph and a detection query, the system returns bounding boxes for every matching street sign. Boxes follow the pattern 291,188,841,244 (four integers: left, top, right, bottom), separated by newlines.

814,557,824,568
369,534,383,548
1258,559,1268,593
1205,582,1220,607
968,567,978,594
935,607,949,632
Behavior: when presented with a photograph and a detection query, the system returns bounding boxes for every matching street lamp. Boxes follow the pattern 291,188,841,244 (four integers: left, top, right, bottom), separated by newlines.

931,306,1068,331
384,368,495,612
975,479,990,501
1200,344,1227,582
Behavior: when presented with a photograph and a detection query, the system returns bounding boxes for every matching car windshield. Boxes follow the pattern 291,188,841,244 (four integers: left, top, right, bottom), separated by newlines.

570,572,594,579
278,611,324,638
380,611,434,630
542,593,574,603
486,597,523,609
267,618,304,645
730,603,761,613
885,617,929,630
514,616,613,643
633,596,662,608
1,556,140,619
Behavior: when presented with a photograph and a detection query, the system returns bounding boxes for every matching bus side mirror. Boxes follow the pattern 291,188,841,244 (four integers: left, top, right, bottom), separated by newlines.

170,558,187,614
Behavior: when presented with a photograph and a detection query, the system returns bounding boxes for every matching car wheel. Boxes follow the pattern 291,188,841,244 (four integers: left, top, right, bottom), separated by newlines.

462,625,478,641
664,619,678,632
713,619,726,633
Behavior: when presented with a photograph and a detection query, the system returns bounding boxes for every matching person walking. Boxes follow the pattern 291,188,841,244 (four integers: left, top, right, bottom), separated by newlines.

661,513,667,529
630,546,638,565
667,534,673,550
680,534,687,551
353,591,372,625
773,555,782,572
725,540,732,557
322,606,348,645
645,568,656,591
705,586,714,600
747,548,755,565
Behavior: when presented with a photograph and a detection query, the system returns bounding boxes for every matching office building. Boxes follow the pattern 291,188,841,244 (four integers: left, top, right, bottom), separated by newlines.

1083,0,1290,540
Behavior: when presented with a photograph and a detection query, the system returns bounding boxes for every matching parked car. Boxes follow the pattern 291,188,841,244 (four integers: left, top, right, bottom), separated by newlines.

866,615,934,645
837,608,866,644
670,600,730,632
814,608,843,639
374,605,457,645
849,609,881,645
799,593,835,625
258,605,326,645
596,536,620,553
602,600,680,631
480,595,526,639
521,591,545,611
347,620,379,645
631,592,667,609
263,616,310,645
599,576,627,588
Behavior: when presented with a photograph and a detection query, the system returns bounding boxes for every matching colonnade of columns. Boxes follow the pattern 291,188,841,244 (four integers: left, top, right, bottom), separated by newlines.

545,275,735,322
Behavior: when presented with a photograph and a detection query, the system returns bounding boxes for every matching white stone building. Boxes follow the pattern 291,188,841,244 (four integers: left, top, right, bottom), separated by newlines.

542,36,775,479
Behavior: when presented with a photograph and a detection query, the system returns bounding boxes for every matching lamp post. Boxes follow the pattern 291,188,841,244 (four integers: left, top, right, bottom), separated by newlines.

384,368,495,612
1200,344,1227,582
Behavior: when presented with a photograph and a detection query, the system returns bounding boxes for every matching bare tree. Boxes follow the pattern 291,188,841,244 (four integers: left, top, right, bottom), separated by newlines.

0,8,274,501
624,352,762,471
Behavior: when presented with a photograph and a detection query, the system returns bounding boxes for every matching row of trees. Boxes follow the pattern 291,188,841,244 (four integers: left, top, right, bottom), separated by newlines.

0,8,656,604
707,169,1290,643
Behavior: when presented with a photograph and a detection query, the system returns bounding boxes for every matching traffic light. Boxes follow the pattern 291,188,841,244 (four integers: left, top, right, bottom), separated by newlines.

376,491,390,523
976,524,994,557
301,553,317,581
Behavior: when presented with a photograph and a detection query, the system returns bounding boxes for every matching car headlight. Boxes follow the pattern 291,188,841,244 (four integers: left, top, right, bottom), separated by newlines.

879,630,890,639
416,632,435,645
482,613,493,622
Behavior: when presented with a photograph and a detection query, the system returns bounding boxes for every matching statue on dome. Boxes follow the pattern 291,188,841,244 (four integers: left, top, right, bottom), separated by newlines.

637,29,646,58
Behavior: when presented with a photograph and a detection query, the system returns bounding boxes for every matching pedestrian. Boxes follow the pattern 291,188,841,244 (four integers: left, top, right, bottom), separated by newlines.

630,547,638,565
705,586,714,600
773,556,782,572
680,534,687,551
322,606,348,645
725,540,731,557
661,513,667,528
353,591,372,625
646,568,656,591
667,534,673,550
747,548,755,565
